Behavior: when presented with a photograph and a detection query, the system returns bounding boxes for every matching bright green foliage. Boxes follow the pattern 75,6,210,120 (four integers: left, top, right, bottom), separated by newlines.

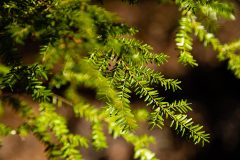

218,39,240,78
176,15,197,66
0,0,240,159
125,134,157,160
174,0,240,78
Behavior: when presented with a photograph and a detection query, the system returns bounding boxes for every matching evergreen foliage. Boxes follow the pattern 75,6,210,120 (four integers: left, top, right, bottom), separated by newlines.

0,0,239,159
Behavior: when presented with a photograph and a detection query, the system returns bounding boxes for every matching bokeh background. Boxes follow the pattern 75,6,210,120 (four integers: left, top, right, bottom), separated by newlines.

1,0,240,159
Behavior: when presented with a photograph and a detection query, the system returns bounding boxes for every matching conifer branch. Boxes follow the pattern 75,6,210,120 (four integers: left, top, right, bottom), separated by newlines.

124,134,158,160
176,14,197,66
2,0,240,159
134,66,182,92
126,67,209,145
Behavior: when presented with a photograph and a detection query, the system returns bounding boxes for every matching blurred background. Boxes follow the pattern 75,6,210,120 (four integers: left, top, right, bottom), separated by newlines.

0,0,240,159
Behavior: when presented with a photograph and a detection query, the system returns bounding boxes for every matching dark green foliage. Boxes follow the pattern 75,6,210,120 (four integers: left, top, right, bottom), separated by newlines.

1,64,51,102
0,0,240,159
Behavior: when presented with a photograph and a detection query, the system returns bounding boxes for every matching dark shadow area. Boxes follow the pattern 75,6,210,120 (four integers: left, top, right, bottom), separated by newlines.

180,63,240,160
